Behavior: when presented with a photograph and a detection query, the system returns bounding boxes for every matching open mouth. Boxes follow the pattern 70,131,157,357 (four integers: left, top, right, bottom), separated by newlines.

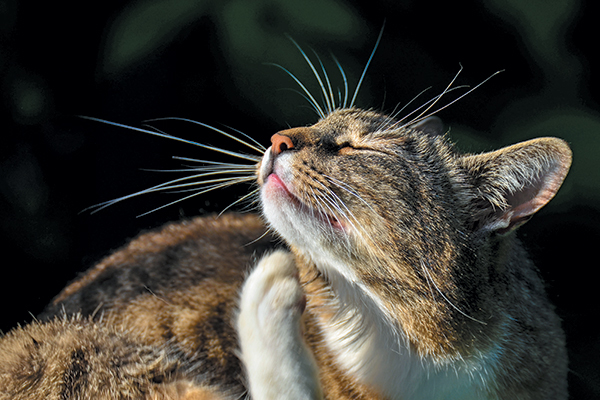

265,173,345,231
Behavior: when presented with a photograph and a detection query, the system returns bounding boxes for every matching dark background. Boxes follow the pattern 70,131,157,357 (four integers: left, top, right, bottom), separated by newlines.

1,0,598,397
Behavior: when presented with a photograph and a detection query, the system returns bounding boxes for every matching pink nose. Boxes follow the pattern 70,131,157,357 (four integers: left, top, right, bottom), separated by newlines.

271,133,294,155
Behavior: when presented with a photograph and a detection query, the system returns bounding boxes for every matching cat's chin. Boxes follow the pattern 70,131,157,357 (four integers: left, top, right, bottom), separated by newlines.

261,173,347,238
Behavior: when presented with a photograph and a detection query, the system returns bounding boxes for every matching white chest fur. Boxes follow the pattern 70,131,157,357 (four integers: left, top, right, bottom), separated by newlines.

313,261,498,400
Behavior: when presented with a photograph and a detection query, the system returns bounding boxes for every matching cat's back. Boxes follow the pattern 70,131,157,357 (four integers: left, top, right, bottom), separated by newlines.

1,213,277,400
42,213,275,318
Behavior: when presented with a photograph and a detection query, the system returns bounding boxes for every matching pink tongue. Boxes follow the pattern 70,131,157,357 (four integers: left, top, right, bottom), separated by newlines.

267,173,290,193
268,173,345,230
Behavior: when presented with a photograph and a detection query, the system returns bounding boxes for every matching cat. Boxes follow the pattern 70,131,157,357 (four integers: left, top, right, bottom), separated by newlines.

0,39,571,399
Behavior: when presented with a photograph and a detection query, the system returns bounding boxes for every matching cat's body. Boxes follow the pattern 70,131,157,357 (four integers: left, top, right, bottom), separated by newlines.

0,107,570,399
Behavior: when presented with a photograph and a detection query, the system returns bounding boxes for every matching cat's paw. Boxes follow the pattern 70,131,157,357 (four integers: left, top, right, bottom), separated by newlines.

237,250,322,400
238,250,305,339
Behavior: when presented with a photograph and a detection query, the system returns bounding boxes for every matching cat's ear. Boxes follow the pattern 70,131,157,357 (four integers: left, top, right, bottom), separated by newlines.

409,116,445,136
460,137,572,233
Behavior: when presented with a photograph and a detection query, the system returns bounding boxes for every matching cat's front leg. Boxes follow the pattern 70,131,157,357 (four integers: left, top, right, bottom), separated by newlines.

237,250,322,400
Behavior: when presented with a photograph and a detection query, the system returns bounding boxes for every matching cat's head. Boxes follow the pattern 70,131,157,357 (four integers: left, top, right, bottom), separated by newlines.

257,107,571,325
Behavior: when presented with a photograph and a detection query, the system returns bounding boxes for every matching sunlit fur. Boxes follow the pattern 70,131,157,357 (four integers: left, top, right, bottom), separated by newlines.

0,314,229,399
256,107,570,399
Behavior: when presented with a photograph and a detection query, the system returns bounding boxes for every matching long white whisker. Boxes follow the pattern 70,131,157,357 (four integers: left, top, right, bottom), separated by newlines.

421,260,438,302
172,156,255,166
277,88,328,118
401,69,504,127
316,178,388,259
400,65,465,126
85,174,252,214
396,87,469,126
79,116,261,162
324,175,376,214
310,179,362,238
144,117,266,154
152,175,255,193
171,157,257,170
419,260,487,325
136,177,254,218
311,49,336,114
242,228,275,248
332,54,349,109
384,85,468,132
266,63,326,119
323,190,361,233
142,123,263,163
316,192,356,256
218,188,260,216
286,36,333,116
350,22,385,108
307,187,333,230
220,124,267,152
312,191,353,254
141,165,255,173
388,87,432,122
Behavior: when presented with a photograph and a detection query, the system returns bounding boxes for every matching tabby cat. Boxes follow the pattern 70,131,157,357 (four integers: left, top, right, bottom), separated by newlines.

0,39,570,399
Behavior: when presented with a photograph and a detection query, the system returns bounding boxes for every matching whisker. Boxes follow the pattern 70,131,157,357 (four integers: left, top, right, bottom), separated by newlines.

400,65,465,126
378,84,468,133
307,188,333,230
311,48,337,114
392,85,469,127
419,260,487,325
84,175,249,214
332,54,349,109
324,175,376,214
310,181,361,239
142,123,263,163
135,177,255,218
286,36,333,115
152,175,255,194
276,87,328,118
79,116,261,163
219,124,267,152
317,194,356,256
388,86,432,123
322,190,361,234
401,69,504,127
266,63,326,119
349,22,385,108
172,156,259,167
242,227,275,248
140,165,255,173
312,192,354,256
217,188,260,216
144,117,266,154
315,178,389,260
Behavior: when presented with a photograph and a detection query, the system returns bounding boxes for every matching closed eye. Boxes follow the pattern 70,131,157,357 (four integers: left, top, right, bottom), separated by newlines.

338,142,377,154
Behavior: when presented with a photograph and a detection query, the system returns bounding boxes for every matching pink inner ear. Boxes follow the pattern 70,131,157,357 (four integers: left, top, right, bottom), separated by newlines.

502,162,569,231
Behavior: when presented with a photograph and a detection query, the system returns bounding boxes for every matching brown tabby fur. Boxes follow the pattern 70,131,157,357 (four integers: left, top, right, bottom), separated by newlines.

0,107,570,399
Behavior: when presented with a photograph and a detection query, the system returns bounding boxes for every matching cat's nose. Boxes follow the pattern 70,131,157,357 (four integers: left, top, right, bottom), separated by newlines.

271,133,294,156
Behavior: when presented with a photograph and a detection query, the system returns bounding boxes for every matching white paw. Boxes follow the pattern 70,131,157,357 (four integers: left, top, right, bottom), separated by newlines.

238,250,305,342
237,250,322,400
